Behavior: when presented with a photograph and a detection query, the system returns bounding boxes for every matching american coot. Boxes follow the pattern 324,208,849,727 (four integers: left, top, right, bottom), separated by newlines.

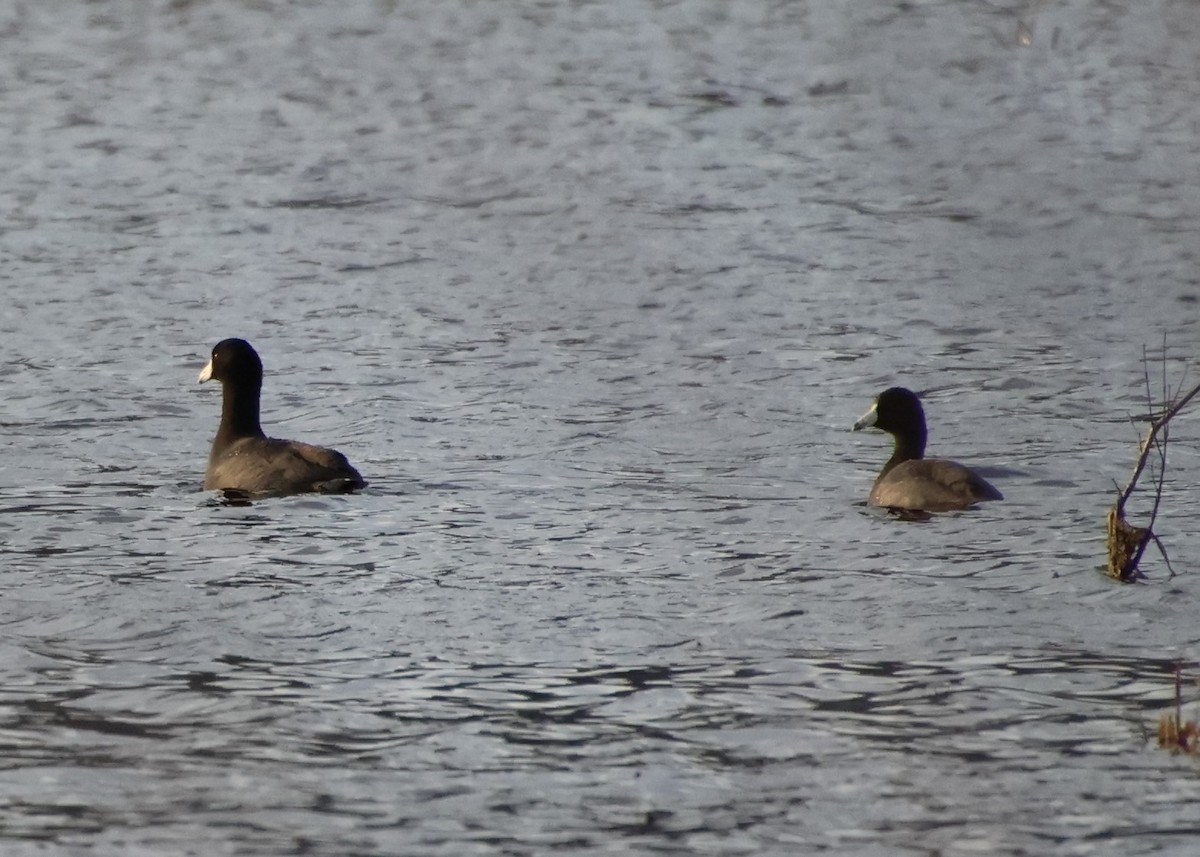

198,338,367,496
852,387,1001,512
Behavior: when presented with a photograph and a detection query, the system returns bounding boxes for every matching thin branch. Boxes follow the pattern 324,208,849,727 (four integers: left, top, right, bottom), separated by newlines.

1142,342,1154,423
1117,377,1200,511
1108,342,1194,582
1142,341,1169,535
1145,395,1169,540
1149,532,1176,578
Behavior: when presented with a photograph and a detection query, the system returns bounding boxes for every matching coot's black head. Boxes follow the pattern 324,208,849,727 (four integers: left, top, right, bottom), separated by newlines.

198,338,263,387
854,387,924,434
852,386,928,458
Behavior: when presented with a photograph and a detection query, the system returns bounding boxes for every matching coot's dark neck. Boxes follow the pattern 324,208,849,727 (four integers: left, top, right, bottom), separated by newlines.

216,378,266,444
879,427,926,479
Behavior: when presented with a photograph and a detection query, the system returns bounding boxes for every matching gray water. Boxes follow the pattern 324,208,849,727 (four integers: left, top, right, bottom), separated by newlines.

2,1,1200,854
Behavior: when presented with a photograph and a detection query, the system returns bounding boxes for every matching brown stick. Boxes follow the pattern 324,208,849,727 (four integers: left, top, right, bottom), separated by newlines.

1115,378,1200,514
1107,344,1197,580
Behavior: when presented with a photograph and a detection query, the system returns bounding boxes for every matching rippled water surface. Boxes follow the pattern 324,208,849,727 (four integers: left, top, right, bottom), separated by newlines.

3,1,1200,854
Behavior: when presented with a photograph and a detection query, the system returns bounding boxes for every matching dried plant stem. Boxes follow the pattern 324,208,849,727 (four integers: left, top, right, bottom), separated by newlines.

1158,662,1200,755
1106,345,1198,581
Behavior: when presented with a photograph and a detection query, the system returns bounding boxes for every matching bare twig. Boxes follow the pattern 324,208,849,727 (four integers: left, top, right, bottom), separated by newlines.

1149,532,1176,578
1115,379,1200,513
1107,343,1199,581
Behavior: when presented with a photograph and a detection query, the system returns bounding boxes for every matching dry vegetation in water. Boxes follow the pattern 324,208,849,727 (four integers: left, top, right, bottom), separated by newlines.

1158,664,1200,756
1106,344,1198,582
